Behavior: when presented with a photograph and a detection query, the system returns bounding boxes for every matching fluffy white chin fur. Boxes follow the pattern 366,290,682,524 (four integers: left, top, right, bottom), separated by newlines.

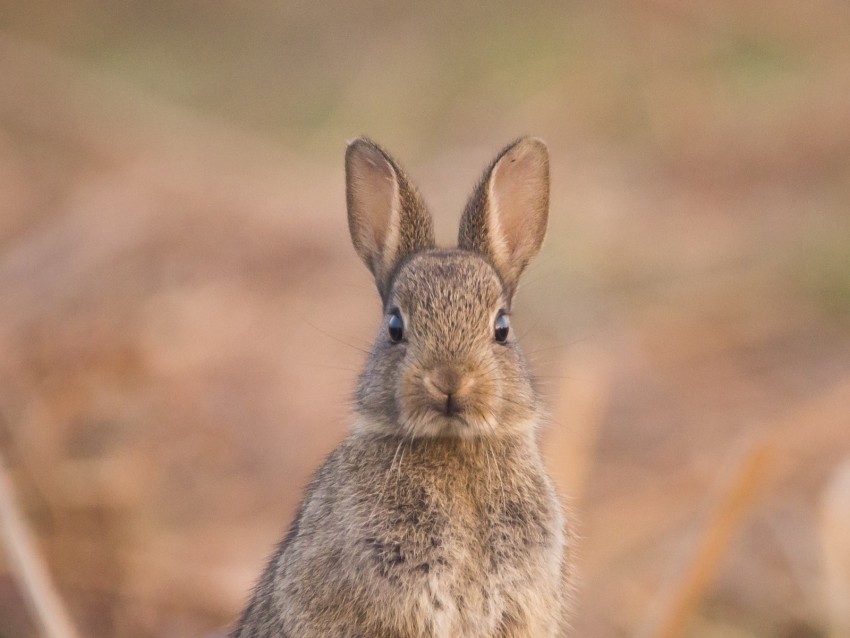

398,409,501,440
352,411,540,441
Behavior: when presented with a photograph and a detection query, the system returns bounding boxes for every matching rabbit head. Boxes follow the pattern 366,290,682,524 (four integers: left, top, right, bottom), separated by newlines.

346,137,549,440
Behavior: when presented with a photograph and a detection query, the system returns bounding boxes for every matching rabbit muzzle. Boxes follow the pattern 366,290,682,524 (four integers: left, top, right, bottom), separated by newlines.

422,366,476,417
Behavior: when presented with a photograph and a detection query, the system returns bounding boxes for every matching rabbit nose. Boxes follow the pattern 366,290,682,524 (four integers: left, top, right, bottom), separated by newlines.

423,367,474,415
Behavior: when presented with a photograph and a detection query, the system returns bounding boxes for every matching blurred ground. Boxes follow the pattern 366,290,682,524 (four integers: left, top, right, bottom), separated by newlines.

1,2,849,637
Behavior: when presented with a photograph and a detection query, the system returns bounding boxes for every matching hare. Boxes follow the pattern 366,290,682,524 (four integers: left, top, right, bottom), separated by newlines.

231,137,573,637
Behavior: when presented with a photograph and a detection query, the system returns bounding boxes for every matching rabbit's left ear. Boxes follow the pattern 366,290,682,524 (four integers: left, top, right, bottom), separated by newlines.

346,138,435,302
458,138,549,298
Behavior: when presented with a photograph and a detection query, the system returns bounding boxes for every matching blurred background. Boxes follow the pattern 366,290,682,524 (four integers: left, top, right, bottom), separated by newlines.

1,1,850,636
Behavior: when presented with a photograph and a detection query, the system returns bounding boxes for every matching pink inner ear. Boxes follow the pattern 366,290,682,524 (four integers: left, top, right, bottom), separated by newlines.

488,141,549,262
347,145,398,269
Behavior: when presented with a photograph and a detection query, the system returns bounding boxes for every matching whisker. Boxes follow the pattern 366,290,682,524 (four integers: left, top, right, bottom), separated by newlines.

483,411,506,513
393,439,410,497
522,333,597,356
305,363,361,373
516,316,546,342
483,434,494,498
300,317,372,355
473,389,569,432
370,437,405,522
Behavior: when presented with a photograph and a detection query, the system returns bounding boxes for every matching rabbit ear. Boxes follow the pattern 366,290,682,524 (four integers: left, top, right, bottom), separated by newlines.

458,137,549,298
346,137,435,300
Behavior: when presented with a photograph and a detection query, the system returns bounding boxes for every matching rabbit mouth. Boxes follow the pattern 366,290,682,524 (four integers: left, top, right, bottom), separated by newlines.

401,399,499,439
397,365,506,439
430,392,467,418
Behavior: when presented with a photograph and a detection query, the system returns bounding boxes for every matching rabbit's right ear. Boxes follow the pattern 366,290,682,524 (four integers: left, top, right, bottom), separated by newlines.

458,138,549,299
346,138,435,301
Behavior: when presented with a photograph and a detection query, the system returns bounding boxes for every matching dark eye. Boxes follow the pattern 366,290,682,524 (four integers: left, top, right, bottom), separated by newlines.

494,311,510,343
388,309,404,343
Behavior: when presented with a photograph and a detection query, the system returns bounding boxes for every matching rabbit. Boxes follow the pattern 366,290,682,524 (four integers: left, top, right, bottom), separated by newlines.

231,137,573,638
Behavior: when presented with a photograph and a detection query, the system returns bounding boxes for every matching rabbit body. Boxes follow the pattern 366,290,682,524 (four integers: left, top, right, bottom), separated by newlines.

236,431,567,637
233,138,573,637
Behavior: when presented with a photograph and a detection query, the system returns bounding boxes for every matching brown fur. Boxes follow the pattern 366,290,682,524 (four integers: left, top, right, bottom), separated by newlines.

232,138,572,637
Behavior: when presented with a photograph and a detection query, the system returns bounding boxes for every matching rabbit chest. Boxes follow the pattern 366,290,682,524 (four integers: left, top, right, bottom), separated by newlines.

340,435,567,637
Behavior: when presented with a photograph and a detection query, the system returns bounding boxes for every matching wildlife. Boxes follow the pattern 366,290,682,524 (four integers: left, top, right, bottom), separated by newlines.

232,137,573,637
